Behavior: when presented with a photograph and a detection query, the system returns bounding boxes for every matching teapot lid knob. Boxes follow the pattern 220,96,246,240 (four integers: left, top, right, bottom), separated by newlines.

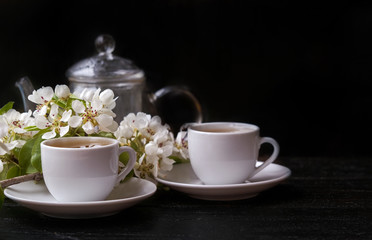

67,34,145,81
95,34,115,57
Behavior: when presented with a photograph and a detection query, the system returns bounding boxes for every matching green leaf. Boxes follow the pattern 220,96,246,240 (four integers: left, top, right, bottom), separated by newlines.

119,152,130,165
121,170,134,182
19,137,38,174
0,102,14,115
30,136,43,172
130,136,145,153
18,129,49,174
24,126,41,132
95,132,115,139
169,155,190,164
6,165,21,179
0,157,22,181
0,161,12,180
52,95,68,109
119,152,135,182
12,147,21,161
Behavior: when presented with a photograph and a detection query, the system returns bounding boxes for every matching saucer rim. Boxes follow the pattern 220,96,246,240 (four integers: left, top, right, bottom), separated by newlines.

4,177,156,206
4,177,157,218
155,162,291,189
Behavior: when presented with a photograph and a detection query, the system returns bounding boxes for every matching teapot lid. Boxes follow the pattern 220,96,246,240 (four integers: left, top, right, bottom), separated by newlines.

66,34,144,83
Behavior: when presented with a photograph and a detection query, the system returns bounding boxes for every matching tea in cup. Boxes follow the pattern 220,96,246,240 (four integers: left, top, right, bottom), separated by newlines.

40,137,136,202
187,122,279,185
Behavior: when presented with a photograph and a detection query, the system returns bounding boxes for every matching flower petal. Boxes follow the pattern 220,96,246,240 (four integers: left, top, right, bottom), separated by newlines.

82,121,95,134
42,129,56,139
92,88,101,101
19,110,33,122
160,157,176,171
55,85,70,99
5,141,19,151
91,99,103,111
95,114,114,128
72,100,85,114
0,120,9,138
33,105,48,117
48,104,59,121
145,141,158,156
0,141,9,155
61,110,72,122
39,86,54,101
99,89,116,109
99,89,114,103
28,86,54,104
135,112,150,129
27,90,40,104
99,108,116,118
35,115,50,129
162,142,174,157
114,125,134,139
68,116,82,128
59,126,70,137
103,120,118,133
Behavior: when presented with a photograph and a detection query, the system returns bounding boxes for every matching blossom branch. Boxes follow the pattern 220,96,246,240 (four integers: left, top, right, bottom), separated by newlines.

0,172,43,189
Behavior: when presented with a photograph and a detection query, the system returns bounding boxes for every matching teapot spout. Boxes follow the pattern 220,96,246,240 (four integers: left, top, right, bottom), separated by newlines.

15,76,36,112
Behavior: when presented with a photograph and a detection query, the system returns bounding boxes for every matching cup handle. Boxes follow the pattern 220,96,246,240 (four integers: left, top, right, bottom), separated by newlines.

248,137,280,179
116,146,137,185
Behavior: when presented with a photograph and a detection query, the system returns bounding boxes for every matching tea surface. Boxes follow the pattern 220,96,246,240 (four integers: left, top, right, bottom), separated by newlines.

197,127,255,133
45,140,110,148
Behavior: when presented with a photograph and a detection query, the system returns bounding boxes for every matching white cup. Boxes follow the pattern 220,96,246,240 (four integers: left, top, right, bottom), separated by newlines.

40,136,136,202
187,122,279,185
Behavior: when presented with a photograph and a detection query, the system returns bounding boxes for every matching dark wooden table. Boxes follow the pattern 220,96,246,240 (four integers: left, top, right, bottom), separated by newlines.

0,157,371,240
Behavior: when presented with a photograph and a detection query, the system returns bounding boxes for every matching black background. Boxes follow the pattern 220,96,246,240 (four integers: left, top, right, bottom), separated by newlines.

1,0,372,157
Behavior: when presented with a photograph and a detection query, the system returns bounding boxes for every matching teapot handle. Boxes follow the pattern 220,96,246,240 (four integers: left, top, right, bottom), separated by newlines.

15,76,37,112
149,86,203,131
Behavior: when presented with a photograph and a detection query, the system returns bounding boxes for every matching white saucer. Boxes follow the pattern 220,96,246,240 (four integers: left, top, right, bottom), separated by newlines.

156,162,291,201
4,177,156,219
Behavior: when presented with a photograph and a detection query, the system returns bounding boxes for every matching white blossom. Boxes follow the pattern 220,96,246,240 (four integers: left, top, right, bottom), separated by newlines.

99,89,117,110
160,156,176,172
55,84,70,99
114,125,134,141
0,141,10,156
114,112,177,181
74,88,96,102
174,131,189,159
28,86,54,105
0,120,7,139
0,109,34,134
73,88,117,111
0,109,34,140
69,98,118,135
35,104,71,139
28,86,55,117
0,109,35,158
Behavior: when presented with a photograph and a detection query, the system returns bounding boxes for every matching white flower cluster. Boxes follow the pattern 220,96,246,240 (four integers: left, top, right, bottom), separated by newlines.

29,85,118,139
0,85,119,174
0,84,190,182
0,109,35,172
174,131,189,160
68,88,118,135
114,112,178,181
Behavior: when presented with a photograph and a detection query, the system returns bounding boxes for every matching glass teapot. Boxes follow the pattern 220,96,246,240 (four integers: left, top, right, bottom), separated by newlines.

67,34,202,131
17,35,202,132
